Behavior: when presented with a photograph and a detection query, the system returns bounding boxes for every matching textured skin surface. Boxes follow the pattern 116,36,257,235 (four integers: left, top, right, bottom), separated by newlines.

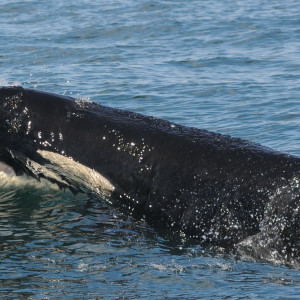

1,86,300,255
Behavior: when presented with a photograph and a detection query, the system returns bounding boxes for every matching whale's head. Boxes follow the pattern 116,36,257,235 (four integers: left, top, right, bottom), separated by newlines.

0,87,40,175
0,86,75,126
0,86,29,135
0,86,77,141
0,86,76,175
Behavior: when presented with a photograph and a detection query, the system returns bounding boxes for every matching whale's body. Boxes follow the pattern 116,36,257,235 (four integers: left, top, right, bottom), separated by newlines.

1,86,300,262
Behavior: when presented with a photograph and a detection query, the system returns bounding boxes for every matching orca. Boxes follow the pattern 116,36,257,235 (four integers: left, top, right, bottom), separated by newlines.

1,86,300,262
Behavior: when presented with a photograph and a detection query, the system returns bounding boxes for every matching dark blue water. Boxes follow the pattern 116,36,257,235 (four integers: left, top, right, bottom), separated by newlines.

1,0,300,298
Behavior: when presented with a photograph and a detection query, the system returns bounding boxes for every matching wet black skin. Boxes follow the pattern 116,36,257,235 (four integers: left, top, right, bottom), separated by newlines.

1,86,300,252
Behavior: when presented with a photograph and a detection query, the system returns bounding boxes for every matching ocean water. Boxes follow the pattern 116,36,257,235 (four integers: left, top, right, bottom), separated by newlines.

1,0,300,298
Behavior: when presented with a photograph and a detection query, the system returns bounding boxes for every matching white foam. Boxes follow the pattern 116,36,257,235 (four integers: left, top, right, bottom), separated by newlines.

0,79,22,87
0,162,16,176
0,171,60,192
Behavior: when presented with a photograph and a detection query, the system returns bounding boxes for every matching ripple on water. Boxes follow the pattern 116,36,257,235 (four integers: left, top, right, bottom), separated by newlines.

1,0,300,298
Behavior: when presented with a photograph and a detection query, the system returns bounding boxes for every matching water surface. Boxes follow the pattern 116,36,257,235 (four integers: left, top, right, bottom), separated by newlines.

1,0,300,298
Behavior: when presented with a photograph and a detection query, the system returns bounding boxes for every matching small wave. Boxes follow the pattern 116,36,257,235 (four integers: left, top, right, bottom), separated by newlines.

0,78,22,87
0,171,61,193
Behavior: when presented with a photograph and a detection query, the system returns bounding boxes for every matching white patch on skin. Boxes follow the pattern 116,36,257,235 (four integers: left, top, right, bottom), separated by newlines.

37,150,115,195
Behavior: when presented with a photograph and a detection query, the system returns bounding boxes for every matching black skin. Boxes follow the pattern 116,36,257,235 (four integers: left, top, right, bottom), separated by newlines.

1,86,300,254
